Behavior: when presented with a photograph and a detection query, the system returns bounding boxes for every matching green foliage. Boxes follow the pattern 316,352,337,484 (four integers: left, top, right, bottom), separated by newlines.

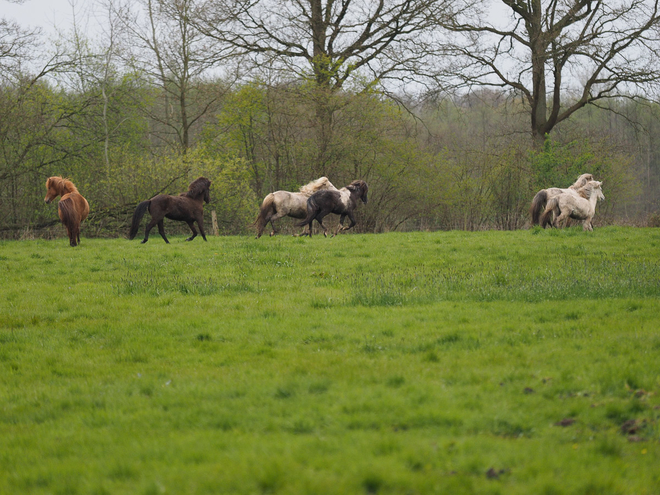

529,137,640,223
531,136,594,189
1,229,660,493
0,63,656,238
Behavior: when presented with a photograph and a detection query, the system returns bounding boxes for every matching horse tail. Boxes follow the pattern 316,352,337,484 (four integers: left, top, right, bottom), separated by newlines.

129,200,150,240
297,195,318,227
530,190,548,225
540,197,557,228
58,197,80,246
254,193,275,236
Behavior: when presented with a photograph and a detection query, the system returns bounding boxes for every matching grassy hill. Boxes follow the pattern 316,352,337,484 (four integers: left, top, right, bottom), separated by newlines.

1,228,659,494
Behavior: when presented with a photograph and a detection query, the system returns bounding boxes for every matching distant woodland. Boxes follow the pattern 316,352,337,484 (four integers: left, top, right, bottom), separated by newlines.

2,0,660,238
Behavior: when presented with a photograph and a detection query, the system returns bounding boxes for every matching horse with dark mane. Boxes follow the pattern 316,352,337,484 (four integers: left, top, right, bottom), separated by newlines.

530,173,594,225
44,176,90,247
297,180,368,237
254,177,337,238
129,177,211,243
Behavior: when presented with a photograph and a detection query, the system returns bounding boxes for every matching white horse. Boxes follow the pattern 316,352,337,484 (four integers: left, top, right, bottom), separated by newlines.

254,177,337,238
540,180,604,231
530,173,594,225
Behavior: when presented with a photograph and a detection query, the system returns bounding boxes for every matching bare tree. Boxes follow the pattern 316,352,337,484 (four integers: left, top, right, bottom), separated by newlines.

0,17,41,85
194,0,442,174
195,0,441,89
109,0,231,153
432,0,660,146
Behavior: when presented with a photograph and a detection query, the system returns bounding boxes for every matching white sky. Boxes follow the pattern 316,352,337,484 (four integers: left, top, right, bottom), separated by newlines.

4,0,512,36
3,0,79,32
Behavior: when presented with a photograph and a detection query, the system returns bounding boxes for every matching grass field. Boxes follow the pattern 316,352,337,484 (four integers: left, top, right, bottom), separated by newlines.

1,227,660,494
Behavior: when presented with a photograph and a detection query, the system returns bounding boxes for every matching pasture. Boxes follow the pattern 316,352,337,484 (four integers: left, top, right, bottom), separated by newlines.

1,228,659,494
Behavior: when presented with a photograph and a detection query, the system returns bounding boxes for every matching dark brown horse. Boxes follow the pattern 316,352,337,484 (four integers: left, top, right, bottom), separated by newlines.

129,177,211,243
44,176,90,247
254,177,336,238
297,180,368,237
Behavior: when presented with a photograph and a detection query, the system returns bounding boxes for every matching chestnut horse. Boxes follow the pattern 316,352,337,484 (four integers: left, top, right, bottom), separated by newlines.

297,180,368,237
44,176,90,247
129,177,211,243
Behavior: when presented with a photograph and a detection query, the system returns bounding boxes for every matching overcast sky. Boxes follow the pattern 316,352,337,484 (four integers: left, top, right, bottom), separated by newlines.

4,0,89,35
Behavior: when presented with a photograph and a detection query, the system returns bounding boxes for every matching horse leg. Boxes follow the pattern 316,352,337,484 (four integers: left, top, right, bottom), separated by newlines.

305,219,313,238
198,219,207,241
334,214,347,236
342,212,357,232
68,225,77,247
556,212,569,229
142,218,155,243
268,211,287,236
157,220,171,243
185,221,198,241
315,211,331,237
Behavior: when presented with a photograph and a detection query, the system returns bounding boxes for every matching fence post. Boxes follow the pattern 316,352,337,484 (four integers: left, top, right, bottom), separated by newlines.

211,210,219,236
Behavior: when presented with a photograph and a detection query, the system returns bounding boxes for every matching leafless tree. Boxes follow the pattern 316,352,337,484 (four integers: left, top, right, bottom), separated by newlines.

195,0,442,89
0,18,41,85
108,0,232,153
193,0,443,173
431,0,660,146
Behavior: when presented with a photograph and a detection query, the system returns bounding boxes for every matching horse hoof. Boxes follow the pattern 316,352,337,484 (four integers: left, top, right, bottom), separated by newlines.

141,239,148,244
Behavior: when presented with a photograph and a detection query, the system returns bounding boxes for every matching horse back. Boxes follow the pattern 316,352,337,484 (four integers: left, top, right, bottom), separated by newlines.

307,189,341,211
155,194,203,221
273,191,308,216
61,192,89,221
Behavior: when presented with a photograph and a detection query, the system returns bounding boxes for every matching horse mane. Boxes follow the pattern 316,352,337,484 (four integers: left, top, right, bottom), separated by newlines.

47,176,78,194
577,181,600,199
185,177,211,198
299,177,334,195
346,180,368,193
569,173,593,190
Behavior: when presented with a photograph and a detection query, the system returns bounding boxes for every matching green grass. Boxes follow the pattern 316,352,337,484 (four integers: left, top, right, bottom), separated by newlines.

1,227,660,494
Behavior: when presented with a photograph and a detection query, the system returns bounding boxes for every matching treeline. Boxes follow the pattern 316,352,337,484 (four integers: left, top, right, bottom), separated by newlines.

1,72,657,239
3,0,660,239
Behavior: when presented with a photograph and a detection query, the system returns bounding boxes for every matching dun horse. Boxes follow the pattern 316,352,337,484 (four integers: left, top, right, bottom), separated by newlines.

129,177,211,243
540,180,604,231
530,173,594,225
44,176,90,247
297,180,368,237
254,177,337,238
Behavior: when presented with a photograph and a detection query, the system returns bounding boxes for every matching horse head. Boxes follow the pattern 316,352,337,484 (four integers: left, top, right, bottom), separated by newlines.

579,180,604,201
44,176,75,203
347,180,368,204
187,177,211,202
592,181,605,201
44,177,58,203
